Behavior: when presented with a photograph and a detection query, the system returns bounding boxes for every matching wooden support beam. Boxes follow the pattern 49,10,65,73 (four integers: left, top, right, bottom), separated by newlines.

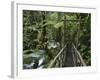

62,19,85,22
48,44,67,68
72,44,86,66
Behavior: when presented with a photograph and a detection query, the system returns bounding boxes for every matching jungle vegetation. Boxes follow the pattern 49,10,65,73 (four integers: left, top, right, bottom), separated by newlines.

23,10,91,69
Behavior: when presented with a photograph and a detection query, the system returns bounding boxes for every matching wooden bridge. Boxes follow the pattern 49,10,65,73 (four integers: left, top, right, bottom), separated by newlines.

48,42,86,68
47,17,87,68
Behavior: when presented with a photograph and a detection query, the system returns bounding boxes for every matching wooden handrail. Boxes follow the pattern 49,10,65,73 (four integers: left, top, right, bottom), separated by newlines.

48,43,86,68
72,44,86,66
48,44,67,68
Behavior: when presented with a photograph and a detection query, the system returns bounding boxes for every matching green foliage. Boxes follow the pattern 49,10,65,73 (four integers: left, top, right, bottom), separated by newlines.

23,10,91,69
54,22,63,28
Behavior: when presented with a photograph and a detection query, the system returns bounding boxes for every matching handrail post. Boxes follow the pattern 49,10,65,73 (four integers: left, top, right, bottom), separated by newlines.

72,44,86,66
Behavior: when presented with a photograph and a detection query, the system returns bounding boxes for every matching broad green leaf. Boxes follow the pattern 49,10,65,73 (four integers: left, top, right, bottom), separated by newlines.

54,22,63,28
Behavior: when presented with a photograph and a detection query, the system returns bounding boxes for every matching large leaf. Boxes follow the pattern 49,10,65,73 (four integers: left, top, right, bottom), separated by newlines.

42,21,55,27
47,12,58,21
54,22,63,28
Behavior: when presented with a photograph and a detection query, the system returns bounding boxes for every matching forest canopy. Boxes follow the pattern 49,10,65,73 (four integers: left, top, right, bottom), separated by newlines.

23,10,91,69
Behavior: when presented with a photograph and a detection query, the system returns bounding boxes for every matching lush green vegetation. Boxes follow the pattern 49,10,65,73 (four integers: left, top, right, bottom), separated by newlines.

23,10,91,69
